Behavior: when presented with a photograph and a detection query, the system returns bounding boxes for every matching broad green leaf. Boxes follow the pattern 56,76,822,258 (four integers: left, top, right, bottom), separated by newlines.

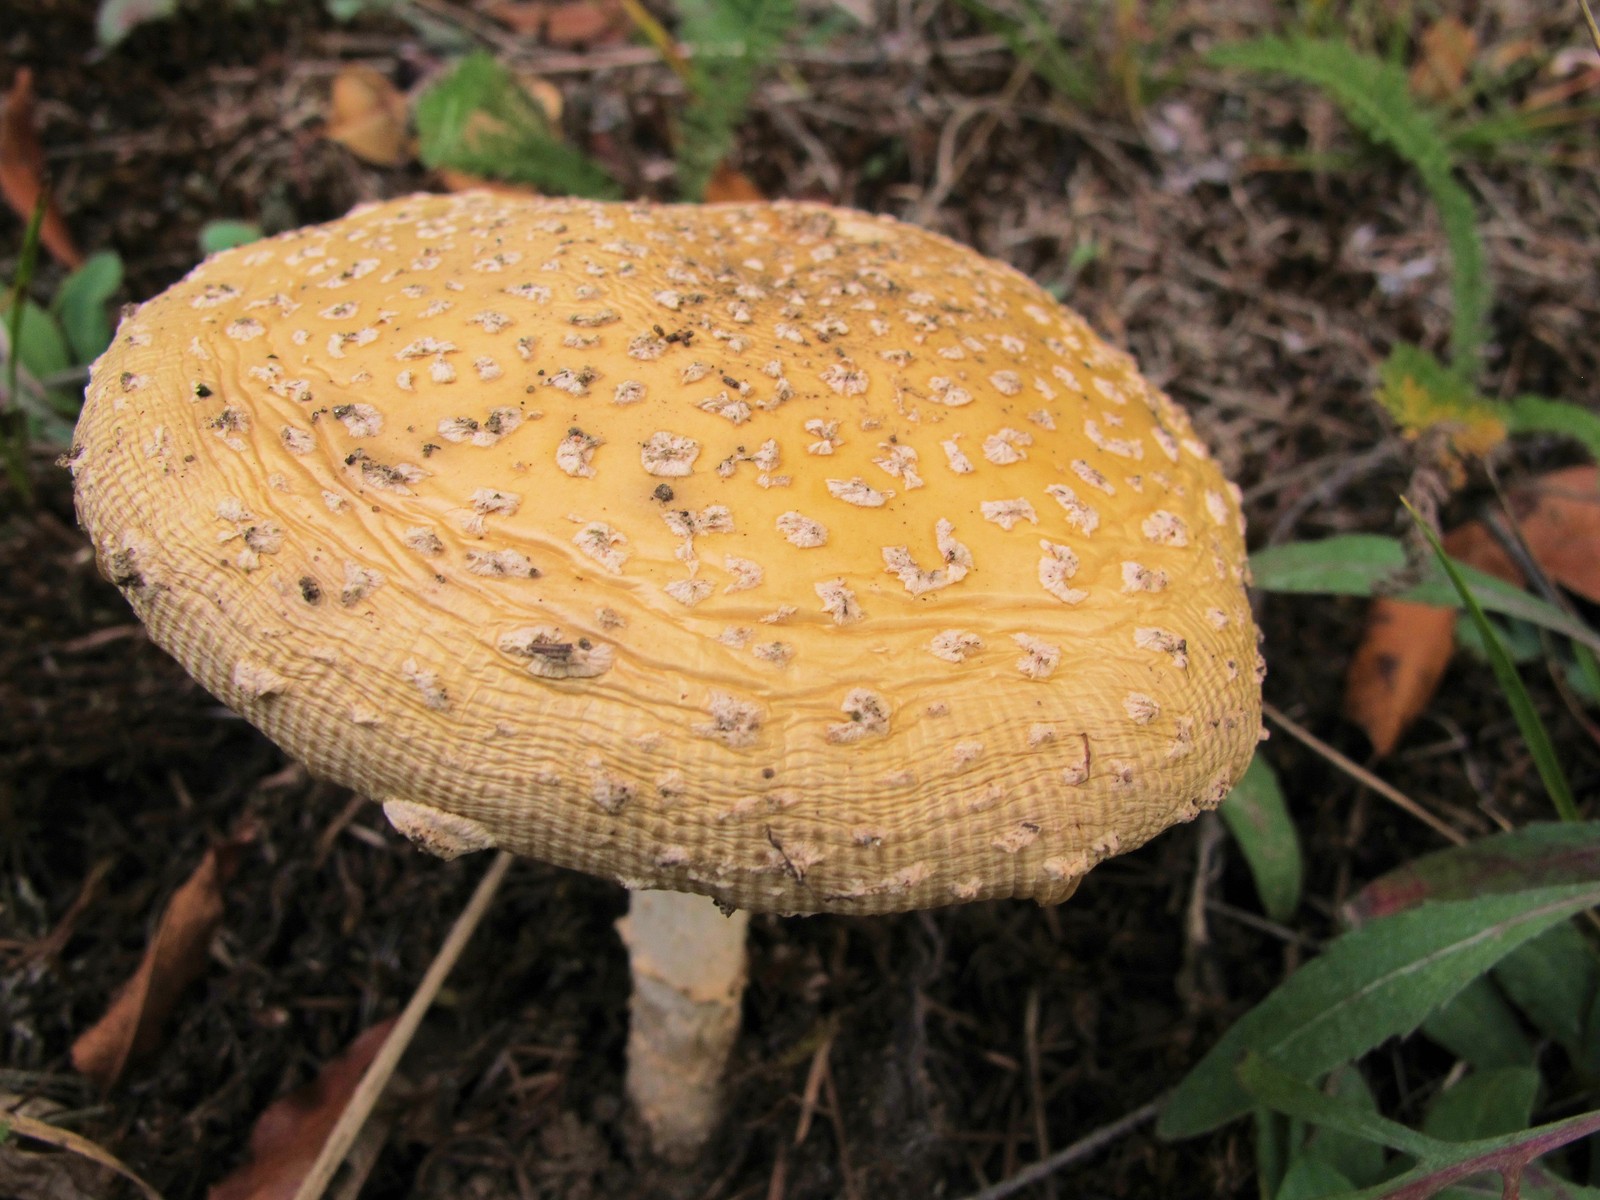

1410,500,1578,820
1237,1053,1444,1159
1275,1154,1356,1200
1302,1065,1387,1187
1,298,70,381
1422,1067,1540,1142
1158,883,1600,1139
1508,393,1600,463
1219,755,1303,921
1493,923,1597,1055
199,220,264,255
1420,977,1537,1070
51,250,122,364
1249,535,1600,655
1342,823,1600,927
1241,1055,1600,1200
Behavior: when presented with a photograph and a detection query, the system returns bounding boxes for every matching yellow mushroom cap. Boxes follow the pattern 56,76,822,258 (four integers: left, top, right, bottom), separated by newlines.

69,192,1262,915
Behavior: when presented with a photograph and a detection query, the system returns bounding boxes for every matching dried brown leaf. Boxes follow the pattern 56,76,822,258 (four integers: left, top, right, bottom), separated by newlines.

704,162,765,203
324,65,411,168
69,833,252,1091
1503,465,1600,604
0,69,83,268
1344,596,1460,757
486,0,628,46
1409,17,1477,105
206,1018,397,1200
1345,467,1600,754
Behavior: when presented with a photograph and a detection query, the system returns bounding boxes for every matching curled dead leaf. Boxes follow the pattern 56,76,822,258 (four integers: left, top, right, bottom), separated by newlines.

0,69,84,268
325,64,411,167
207,1018,397,1200
69,830,253,1091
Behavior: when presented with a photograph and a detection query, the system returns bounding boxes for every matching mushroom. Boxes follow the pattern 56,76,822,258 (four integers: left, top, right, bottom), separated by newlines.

68,192,1263,1159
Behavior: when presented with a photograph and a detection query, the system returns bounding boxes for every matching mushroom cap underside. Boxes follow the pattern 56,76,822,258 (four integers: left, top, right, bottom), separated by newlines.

69,191,1263,915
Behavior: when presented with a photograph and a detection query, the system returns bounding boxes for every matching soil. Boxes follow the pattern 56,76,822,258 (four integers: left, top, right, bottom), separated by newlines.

3,2,1599,1198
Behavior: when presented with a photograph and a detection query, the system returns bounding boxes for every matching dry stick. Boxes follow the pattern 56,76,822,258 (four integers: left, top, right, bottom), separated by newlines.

291,849,515,1200
953,1098,1163,1200
1262,703,1468,847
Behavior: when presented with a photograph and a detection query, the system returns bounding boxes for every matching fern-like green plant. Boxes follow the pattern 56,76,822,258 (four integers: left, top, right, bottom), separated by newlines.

1215,36,1600,470
1211,36,1489,377
414,53,620,200
674,0,796,200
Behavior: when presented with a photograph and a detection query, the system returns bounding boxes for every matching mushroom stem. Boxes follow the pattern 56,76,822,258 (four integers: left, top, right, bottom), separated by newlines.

616,888,751,1160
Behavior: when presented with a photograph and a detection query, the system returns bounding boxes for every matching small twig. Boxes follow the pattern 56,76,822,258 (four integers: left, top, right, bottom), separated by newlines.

290,849,514,1200
1580,0,1600,55
1022,988,1054,1200
819,1040,859,1200
952,1098,1163,1200
1263,703,1468,846
793,1031,832,1145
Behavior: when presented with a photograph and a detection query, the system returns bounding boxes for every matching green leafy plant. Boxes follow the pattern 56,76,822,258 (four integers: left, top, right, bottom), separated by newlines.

1219,756,1303,923
414,52,620,199
2,196,121,497
952,0,1175,117
1187,528,1600,1193
1162,826,1600,1198
672,0,797,199
1212,36,1599,468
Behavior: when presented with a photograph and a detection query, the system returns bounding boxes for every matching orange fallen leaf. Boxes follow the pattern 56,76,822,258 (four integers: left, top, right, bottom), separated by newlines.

1344,597,1461,757
0,68,83,268
325,64,412,167
70,831,253,1090
1409,17,1477,106
207,1018,397,1200
703,162,765,203
1345,467,1600,755
486,0,629,46
1502,465,1600,602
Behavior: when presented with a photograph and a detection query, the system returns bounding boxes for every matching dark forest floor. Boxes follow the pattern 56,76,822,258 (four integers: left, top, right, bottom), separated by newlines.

3,1,1599,1197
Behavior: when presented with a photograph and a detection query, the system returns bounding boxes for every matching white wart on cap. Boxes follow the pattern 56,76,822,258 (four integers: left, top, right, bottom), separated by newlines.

69,192,1263,916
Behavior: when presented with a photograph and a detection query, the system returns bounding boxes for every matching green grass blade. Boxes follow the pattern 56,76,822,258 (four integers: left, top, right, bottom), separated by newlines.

1406,500,1578,821
1157,882,1600,1138
1211,36,1489,373
2,190,50,502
